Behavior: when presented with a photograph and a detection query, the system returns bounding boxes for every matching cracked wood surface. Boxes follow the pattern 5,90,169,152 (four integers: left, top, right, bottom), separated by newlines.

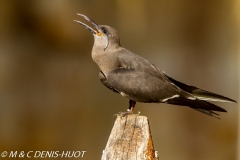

102,115,158,160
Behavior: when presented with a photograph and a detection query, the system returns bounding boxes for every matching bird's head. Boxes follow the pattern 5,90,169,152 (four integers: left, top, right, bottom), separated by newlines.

74,14,121,50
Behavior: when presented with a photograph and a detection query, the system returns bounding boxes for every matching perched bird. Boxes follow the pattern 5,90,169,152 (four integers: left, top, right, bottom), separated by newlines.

74,14,236,118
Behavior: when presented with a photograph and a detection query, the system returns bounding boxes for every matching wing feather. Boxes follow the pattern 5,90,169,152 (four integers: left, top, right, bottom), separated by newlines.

107,68,180,103
166,75,236,103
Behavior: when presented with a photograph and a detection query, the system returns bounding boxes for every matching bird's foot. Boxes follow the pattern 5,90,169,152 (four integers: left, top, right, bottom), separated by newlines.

114,110,140,117
114,109,132,117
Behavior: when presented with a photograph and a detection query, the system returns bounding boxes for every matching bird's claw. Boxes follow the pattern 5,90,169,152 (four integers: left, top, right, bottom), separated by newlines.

113,110,141,117
114,109,132,117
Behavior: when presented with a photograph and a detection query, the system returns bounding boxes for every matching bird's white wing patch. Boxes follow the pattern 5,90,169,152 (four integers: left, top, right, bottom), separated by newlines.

187,97,197,100
161,95,179,102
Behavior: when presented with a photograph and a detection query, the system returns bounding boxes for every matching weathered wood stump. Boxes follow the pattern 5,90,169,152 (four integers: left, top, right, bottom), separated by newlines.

101,114,159,160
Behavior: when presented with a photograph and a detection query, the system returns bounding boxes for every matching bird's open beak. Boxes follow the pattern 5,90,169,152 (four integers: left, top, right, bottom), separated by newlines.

74,14,102,36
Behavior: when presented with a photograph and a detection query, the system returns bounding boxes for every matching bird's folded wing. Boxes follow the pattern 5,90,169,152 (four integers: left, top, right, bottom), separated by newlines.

107,67,181,103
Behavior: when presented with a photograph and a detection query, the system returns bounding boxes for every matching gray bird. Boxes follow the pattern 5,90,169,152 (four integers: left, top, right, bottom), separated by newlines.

74,14,236,118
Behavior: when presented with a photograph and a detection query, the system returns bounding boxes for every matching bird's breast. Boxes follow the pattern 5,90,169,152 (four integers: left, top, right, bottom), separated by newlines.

91,51,119,77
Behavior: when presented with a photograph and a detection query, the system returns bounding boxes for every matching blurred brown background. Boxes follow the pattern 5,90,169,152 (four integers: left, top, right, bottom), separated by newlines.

0,0,239,160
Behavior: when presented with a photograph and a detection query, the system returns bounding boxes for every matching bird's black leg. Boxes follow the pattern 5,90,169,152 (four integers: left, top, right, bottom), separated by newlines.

128,99,136,113
116,100,137,117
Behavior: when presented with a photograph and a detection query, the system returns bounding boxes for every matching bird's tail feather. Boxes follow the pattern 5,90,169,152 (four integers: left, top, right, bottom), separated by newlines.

166,97,226,119
192,108,220,119
166,75,237,103
190,89,236,103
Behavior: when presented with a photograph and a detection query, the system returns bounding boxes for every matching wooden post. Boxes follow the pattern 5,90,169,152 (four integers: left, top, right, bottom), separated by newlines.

101,114,159,160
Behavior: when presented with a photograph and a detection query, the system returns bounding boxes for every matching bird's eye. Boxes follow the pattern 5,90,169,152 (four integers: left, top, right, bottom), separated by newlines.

103,29,107,34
